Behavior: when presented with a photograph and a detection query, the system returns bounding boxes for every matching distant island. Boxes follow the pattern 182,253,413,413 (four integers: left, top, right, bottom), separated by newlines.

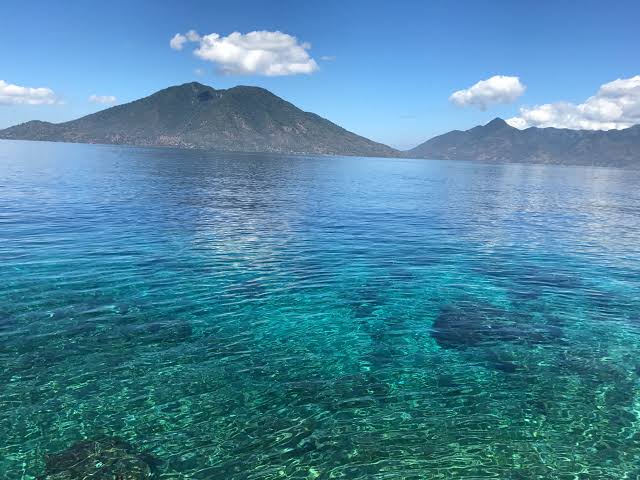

408,118,640,168
0,82,396,158
1,82,639,167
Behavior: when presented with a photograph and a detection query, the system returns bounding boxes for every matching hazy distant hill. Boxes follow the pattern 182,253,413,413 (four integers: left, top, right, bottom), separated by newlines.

0,82,398,158
408,118,640,168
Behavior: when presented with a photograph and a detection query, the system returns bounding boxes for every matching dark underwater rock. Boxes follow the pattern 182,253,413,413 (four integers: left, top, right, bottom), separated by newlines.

491,359,520,374
474,262,583,300
324,373,392,410
40,437,156,479
432,302,562,350
481,349,525,374
119,320,193,346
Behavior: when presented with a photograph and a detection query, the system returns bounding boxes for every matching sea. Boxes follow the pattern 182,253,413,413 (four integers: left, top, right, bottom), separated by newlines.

1,139,640,478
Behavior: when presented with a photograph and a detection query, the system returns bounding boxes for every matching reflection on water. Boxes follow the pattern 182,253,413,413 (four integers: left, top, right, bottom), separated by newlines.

1,140,640,479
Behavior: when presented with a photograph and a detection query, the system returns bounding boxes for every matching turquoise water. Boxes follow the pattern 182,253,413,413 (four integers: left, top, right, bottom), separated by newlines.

2,140,640,479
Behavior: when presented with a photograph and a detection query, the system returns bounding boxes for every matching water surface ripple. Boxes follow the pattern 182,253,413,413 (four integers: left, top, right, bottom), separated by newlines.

1,140,640,479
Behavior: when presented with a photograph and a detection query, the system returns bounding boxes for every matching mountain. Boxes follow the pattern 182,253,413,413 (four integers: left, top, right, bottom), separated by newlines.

0,82,398,158
408,118,640,168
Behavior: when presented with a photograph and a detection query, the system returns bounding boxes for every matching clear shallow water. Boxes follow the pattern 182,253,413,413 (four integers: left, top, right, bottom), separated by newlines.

1,140,640,479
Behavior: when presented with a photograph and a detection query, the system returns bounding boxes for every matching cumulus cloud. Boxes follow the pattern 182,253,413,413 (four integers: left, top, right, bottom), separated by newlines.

507,75,640,130
89,94,117,104
170,33,188,51
185,30,201,42
450,75,526,110
0,80,58,105
169,30,200,50
171,30,318,76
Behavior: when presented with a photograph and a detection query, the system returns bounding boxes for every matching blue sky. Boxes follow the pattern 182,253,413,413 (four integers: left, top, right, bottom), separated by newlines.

1,0,639,149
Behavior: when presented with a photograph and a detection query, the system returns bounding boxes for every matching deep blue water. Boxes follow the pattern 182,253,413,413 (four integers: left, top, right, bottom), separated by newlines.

2,140,640,479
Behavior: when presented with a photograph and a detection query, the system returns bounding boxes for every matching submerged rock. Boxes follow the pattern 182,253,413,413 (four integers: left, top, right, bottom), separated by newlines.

119,320,193,347
432,302,562,350
40,437,156,479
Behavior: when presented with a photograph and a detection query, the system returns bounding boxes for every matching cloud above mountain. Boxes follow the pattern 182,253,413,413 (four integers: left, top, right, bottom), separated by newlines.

450,75,526,110
0,80,58,105
170,30,318,76
507,75,640,130
89,94,117,104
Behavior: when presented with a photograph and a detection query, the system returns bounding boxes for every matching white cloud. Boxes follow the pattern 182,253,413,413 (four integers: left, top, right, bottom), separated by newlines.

507,75,640,130
185,30,201,42
320,55,336,61
171,30,318,76
170,33,187,50
450,75,526,110
89,94,117,104
170,30,200,50
0,80,58,105
194,68,205,76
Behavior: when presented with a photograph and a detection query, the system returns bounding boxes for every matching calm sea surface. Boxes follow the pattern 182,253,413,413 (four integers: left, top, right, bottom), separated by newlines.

2,140,640,479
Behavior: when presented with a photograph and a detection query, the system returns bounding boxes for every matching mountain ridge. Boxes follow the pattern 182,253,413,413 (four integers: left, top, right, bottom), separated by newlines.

0,82,399,158
2,84,640,167
407,117,640,168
